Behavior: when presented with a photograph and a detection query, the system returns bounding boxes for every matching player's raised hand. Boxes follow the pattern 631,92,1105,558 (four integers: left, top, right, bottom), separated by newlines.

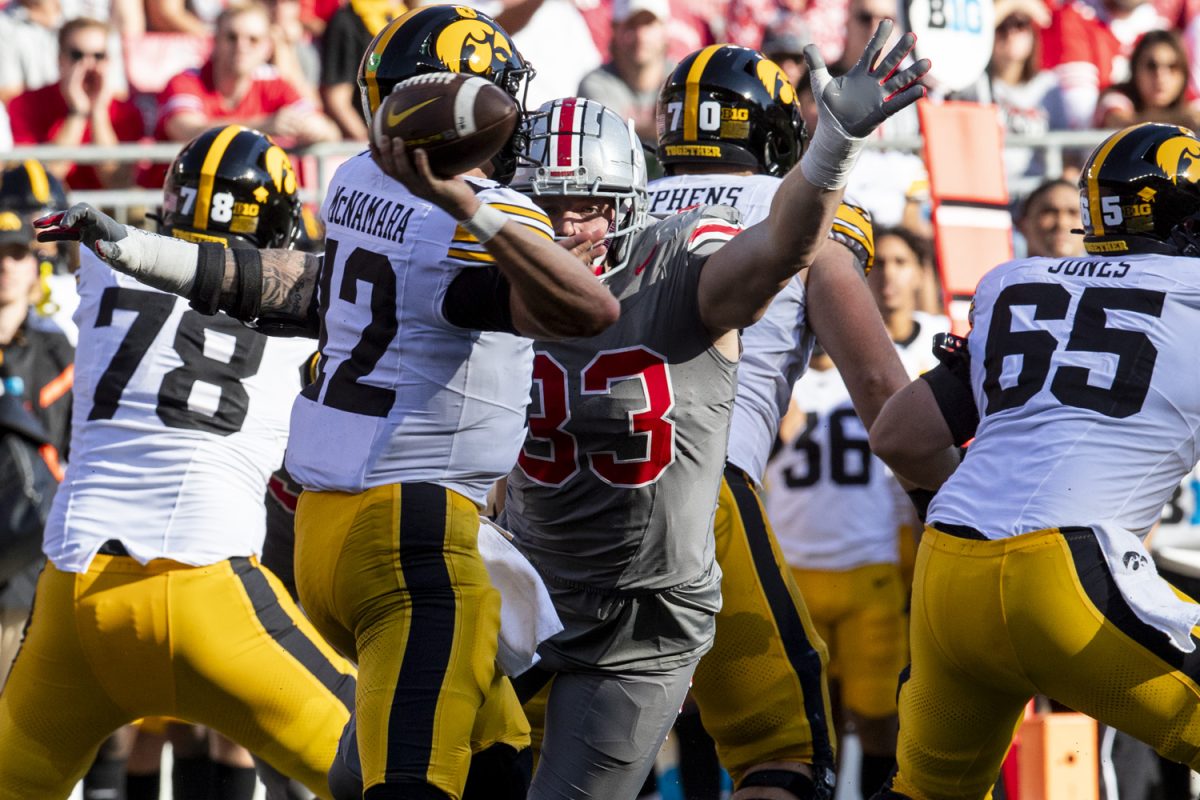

35,203,200,295
370,134,480,221
799,20,930,188
806,21,929,138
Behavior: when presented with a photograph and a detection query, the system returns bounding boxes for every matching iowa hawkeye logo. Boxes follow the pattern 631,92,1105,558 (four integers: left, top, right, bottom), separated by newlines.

756,59,797,107
1155,134,1200,186
435,9,514,76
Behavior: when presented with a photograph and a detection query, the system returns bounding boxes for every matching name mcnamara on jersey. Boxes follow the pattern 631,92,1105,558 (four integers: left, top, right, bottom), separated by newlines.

324,184,414,243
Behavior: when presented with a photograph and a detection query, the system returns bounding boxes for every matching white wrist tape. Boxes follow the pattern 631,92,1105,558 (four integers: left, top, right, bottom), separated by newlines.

460,203,508,244
800,115,867,190
95,226,200,295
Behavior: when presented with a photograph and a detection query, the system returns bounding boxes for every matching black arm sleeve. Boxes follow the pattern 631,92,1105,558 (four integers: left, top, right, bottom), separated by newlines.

442,267,518,334
919,361,979,446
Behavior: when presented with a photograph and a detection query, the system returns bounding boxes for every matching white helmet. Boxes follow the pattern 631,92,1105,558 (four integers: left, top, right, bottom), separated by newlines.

513,97,649,278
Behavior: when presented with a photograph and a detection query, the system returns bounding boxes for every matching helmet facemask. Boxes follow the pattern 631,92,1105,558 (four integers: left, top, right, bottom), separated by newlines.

512,98,649,279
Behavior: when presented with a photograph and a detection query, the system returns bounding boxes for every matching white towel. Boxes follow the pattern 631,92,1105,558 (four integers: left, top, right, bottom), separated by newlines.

1091,522,1200,653
478,518,563,676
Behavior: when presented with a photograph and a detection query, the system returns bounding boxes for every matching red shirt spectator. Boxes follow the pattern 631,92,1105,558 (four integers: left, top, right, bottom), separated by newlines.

9,86,142,189
155,61,305,139
154,2,336,144
1041,0,1167,128
9,18,143,190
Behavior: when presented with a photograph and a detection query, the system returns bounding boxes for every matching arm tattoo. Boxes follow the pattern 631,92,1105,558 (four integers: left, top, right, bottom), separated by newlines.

221,249,320,317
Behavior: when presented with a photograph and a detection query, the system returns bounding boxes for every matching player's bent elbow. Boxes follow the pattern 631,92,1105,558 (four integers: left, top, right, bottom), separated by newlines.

562,294,621,337
867,416,910,473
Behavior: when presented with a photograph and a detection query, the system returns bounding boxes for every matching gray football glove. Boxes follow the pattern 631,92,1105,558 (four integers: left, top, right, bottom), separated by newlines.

36,203,201,296
800,20,931,187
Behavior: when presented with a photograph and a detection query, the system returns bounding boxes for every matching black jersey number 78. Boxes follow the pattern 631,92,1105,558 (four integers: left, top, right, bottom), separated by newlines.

89,287,267,434
982,283,1166,418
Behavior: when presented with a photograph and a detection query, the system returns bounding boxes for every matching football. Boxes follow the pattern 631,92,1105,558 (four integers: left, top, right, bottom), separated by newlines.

372,72,520,178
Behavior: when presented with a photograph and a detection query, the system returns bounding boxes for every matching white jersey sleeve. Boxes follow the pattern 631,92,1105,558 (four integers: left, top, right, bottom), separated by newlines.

285,155,545,504
928,254,1200,540
43,249,313,573
765,367,900,570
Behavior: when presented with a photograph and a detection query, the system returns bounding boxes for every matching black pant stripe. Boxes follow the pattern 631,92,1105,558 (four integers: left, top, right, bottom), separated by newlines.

1061,527,1200,678
230,558,356,711
724,465,835,768
388,483,456,783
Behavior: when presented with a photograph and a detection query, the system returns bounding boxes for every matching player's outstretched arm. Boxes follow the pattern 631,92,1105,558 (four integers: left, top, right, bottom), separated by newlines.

35,204,320,334
806,241,909,429
372,136,620,340
869,379,962,489
697,20,929,336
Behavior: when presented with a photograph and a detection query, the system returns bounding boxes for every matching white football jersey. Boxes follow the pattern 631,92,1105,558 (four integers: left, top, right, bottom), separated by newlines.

929,254,1200,540
766,366,900,570
286,153,553,504
43,249,314,573
647,173,875,484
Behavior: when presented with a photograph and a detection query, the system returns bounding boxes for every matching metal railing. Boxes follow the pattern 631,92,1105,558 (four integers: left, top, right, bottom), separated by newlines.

4,130,1115,218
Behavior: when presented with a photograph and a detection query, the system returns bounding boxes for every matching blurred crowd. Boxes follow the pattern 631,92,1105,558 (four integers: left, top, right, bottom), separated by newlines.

2,0,1200,196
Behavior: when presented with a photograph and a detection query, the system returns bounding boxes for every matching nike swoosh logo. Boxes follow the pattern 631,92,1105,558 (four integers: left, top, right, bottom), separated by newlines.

387,97,440,128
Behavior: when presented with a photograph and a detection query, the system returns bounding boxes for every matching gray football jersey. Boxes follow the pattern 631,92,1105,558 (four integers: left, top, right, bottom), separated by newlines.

505,206,740,595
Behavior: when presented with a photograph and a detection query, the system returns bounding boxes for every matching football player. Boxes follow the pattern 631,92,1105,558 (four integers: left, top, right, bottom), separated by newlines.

496,23,927,800
0,125,358,800
867,122,1200,799
645,44,913,799
38,7,621,799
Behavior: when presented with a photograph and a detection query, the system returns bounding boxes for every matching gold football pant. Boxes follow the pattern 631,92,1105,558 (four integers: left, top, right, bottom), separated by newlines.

791,563,907,720
891,524,1200,800
295,483,529,799
0,554,356,800
690,466,836,783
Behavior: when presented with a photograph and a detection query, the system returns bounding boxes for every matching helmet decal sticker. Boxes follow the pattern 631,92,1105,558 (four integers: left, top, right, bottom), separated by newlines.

435,19,513,75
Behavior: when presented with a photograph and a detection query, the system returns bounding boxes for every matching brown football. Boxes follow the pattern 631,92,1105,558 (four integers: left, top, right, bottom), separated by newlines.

372,72,520,178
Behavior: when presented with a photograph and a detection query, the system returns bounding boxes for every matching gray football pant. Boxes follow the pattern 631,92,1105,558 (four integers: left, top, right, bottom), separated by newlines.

530,658,698,800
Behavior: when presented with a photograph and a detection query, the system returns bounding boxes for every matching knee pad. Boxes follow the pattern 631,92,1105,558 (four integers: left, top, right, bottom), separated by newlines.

732,761,836,800
463,743,532,800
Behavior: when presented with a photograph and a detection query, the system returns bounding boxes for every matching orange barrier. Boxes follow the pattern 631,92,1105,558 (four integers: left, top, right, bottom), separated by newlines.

1017,712,1099,800
918,100,1013,334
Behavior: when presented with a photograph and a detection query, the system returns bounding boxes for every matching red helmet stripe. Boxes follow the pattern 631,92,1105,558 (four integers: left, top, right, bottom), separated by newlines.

556,97,578,169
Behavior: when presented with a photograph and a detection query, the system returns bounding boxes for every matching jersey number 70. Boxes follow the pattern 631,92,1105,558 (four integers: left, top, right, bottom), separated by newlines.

519,347,676,489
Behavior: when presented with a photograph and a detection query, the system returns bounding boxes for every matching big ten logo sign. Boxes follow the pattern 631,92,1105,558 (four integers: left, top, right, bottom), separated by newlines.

905,0,994,92
927,0,984,33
